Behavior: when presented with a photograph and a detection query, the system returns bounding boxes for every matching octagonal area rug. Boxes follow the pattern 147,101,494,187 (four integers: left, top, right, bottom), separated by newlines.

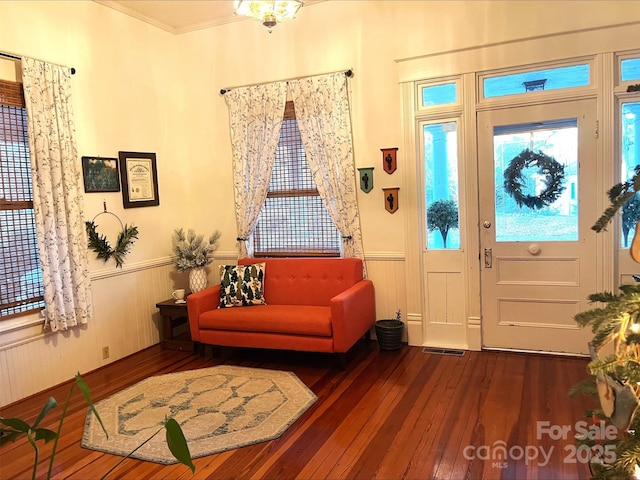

82,365,317,464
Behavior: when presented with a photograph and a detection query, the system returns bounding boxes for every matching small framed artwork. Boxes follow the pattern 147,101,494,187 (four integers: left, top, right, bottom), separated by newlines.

357,167,374,193
118,151,160,209
383,187,399,213
381,147,398,174
81,156,120,193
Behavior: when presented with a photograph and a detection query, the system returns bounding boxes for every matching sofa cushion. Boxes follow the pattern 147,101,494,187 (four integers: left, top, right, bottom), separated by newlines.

238,257,363,306
219,263,266,308
199,304,333,337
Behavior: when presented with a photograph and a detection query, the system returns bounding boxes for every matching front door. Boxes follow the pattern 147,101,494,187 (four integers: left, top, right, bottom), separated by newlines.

478,99,597,354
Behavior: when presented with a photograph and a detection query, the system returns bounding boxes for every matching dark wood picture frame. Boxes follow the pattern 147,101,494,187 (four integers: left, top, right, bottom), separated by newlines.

118,151,160,209
81,156,120,193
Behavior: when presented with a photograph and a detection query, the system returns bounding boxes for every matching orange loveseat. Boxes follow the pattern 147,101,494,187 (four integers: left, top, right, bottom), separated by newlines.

187,257,376,366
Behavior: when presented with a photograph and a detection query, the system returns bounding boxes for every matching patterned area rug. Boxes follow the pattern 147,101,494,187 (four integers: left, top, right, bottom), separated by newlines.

82,365,317,464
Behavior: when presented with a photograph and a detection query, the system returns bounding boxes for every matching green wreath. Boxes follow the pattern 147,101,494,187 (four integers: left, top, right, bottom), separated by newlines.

503,149,566,210
85,220,139,268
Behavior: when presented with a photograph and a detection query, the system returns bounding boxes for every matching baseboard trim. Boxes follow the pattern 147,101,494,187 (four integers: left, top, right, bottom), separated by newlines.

482,346,589,358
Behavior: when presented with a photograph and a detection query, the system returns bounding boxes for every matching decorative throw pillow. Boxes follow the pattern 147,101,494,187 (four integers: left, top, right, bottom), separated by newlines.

219,263,267,308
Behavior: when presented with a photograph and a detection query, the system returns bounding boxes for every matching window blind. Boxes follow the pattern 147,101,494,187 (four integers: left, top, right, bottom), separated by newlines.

0,79,44,319
253,101,340,257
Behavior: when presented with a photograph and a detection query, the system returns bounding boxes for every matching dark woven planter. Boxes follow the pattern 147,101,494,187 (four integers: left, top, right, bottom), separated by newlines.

375,319,404,351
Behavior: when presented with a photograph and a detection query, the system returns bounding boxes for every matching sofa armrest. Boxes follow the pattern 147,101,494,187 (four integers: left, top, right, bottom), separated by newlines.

187,285,220,342
330,279,376,352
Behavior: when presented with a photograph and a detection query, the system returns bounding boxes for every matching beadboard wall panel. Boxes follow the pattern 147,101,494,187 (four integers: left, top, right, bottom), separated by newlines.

0,261,176,407
0,255,407,407
366,255,406,319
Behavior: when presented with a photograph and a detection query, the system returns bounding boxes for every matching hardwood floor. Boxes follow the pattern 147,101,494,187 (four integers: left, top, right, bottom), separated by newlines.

0,341,594,479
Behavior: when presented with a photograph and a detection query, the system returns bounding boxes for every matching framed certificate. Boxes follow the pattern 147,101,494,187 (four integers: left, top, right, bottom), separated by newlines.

118,151,160,208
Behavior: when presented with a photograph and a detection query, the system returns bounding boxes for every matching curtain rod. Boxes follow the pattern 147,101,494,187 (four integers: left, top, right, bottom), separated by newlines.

220,69,353,95
0,51,76,75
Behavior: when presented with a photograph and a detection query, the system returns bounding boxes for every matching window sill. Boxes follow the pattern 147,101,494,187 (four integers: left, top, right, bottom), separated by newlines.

0,311,43,335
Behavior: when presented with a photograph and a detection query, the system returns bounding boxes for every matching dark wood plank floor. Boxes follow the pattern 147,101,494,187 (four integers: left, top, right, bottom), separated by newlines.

0,340,595,479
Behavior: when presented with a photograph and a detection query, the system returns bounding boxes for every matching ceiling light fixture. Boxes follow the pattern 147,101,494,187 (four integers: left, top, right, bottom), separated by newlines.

234,0,303,33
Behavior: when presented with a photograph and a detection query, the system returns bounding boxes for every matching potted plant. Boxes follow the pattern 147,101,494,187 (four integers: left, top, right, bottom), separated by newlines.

570,165,640,479
171,228,221,293
375,309,404,351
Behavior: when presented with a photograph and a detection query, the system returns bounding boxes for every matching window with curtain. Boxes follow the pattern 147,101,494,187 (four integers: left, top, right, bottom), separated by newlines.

0,79,44,319
253,101,341,257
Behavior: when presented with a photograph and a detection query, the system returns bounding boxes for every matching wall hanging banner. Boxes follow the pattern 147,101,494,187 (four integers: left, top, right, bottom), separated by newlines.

383,187,399,214
357,167,374,193
381,147,398,174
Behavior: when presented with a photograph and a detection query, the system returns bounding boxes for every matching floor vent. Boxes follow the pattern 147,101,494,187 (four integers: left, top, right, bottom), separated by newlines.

421,347,465,356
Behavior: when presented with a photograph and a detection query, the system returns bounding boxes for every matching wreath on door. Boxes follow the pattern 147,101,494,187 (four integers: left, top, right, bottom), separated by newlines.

503,148,566,210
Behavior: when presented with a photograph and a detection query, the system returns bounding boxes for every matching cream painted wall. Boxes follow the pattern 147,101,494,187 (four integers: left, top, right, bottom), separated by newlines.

0,0,638,406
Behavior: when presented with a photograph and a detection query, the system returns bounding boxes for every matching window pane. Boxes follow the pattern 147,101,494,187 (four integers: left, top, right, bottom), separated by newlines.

621,101,640,247
0,209,43,317
621,58,640,82
0,104,45,318
269,119,314,192
255,195,340,254
484,64,590,99
493,119,578,242
421,83,457,107
424,121,460,249
254,111,341,256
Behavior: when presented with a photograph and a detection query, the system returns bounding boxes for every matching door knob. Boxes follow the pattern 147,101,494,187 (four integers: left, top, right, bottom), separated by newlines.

483,221,492,228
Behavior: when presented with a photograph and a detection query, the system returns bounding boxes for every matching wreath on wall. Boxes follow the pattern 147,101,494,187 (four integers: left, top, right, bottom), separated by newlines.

85,219,139,268
503,148,566,210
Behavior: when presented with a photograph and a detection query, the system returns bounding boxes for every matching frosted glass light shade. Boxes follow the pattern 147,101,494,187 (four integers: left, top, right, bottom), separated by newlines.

234,0,302,30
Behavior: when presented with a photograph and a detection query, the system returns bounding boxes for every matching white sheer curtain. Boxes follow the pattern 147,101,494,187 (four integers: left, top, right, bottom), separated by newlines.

224,82,287,257
288,73,366,264
21,57,93,332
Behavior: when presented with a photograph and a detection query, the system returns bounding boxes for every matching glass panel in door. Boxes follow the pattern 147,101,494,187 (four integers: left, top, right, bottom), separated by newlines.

494,119,578,242
478,99,597,354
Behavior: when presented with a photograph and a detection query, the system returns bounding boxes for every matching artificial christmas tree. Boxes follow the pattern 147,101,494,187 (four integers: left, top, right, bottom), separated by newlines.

571,167,640,479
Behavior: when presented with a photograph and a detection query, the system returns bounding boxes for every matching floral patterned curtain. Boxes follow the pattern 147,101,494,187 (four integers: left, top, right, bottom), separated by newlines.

289,73,366,266
224,82,287,257
21,57,93,332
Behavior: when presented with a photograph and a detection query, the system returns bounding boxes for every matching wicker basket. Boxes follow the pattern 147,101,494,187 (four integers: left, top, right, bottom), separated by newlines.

375,319,404,350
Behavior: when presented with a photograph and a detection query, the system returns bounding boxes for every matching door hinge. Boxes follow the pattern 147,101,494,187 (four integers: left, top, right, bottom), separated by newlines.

595,120,599,139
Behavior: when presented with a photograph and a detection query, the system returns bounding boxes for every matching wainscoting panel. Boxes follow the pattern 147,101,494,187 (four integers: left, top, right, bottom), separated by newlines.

0,254,407,407
364,255,407,341
0,259,177,407
425,271,465,325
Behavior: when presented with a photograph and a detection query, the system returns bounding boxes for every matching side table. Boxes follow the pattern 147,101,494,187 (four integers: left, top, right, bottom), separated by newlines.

155,298,194,351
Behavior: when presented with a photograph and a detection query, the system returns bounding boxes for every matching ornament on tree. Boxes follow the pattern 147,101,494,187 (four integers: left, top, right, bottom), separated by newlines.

590,344,640,431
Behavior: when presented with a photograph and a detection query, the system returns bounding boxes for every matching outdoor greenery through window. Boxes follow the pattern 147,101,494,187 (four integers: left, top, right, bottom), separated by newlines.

423,121,460,249
621,101,640,248
253,101,341,257
0,79,44,319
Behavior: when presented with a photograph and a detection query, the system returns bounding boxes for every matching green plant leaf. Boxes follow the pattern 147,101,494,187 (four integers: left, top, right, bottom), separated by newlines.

32,397,58,429
568,377,597,397
0,417,31,432
0,430,23,446
165,418,195,473
75,372,108,439
34,428,57,443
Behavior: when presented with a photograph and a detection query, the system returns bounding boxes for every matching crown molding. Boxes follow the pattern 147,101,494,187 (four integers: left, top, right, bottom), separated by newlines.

94,0,326,35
